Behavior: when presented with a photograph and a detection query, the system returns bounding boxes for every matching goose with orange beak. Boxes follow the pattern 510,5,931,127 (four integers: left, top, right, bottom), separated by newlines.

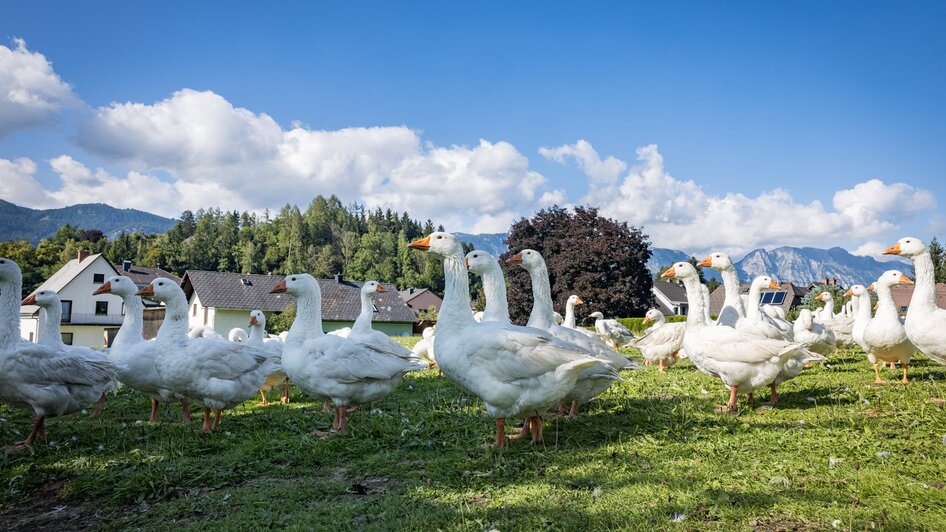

697,252,746,327
849,271,915,384
0,258,117,450
661,261,819,412
628,308,685,372
883,237,946,367
247,310,290,406
93,275,191,423
345,281,426,368
269,274,423,436
588,311,637,349
409,232,610,446
138,278,279,432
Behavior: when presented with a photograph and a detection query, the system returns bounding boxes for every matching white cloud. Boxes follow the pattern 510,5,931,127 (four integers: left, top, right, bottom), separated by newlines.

0,157,56,208
0,39,77,138
75,89,551,231
851,241,911,263
541,140,937,256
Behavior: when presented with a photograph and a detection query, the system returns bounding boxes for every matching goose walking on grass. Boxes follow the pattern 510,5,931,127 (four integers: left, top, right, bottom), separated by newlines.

0,258,117,450
346,282,426,369
247,310,289,405
629,309,685,371
410,233,610,446
848,272,915,384
884,237,946,367
270,274,423,435
21,289,117,417
93,276,192,423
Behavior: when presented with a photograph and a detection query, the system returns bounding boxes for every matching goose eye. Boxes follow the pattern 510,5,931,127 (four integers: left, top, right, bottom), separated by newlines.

436,235,442,239
291,277,296,281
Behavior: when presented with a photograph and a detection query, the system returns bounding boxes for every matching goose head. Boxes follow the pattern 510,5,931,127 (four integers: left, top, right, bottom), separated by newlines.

697,252,734,271
21,289,60,309
643,308,663,324
93,275,139,297
750,275,780,292
0,257,22,284
229,328,248,342
270,273,319,298
249,309,267,328
408,232,462,258
661,261,699,281
872,270,914,290
464,250,499,275
884,237,926,258
795,308,814,329
843,284,868,298
588,311,604,320
567,294,584,306
507,249,546,271
362,280,385,297
815,291,834,303
137,277,184,303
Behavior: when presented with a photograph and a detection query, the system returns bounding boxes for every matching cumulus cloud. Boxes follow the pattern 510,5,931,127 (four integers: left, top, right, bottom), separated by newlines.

75,89,551,231
541,140,937,256
851,241,911,263
0,157,56,208
0,39,77,137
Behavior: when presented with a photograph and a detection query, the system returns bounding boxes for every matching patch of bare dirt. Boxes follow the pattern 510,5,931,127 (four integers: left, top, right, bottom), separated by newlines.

0,479,99,531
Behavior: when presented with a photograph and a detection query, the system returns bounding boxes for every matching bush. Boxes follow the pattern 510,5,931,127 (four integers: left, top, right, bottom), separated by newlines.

618,315,688,335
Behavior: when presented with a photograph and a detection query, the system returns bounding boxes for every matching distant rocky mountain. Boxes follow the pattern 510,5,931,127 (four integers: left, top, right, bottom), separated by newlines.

0,200,177,243
735,246,908,287
454,232,508,257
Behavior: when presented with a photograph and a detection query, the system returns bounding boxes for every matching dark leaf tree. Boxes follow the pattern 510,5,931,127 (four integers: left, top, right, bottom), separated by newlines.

500,205,654,325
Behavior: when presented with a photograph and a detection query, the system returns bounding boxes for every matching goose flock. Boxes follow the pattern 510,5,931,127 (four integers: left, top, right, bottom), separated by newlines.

0,235,944,450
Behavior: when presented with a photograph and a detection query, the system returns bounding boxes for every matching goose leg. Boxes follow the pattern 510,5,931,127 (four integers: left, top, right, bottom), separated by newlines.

658,359,665,373
567,400,579,417
180,397,192,423
201,407,212,433
211,409,222,431
90,393,106,418
259,389,270,406
716,386,738,413
149,399,160,423
495,418,507,447
10,416,48,450
901,363,909,384
530,416,544,444
281,382,290,403
765,384,779,406
509,417,531,439
322,400,332,412
337,407,349,433
872,363,884,384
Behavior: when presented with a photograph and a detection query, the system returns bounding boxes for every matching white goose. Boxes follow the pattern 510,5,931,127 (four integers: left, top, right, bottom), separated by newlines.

662,262,818,411
697,252,745,327
21,289,117,417
93,275,191,423
139,278,278,432
884,237,946,366
247,310,289,405
346,281,426,368
465,251,511,324
411,326,437,367
589,311,636,348
229,328,248,342
562,294,583,329
409,233,609,445
792,309,837,358
815,291,836,321
93,276,192,422
847,272,915,384
0,258,117,449
270,274,422,435
629,308,685,371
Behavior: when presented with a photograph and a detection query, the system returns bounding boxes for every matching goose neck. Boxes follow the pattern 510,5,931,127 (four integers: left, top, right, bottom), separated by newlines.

873,283,899,319
526,262,555,329
288,290,323,344
563,299,577,328
353,290,374,332
679,276,708,329
0,276,22,347
481,266,510,324
720,268,746,316
113,294,144,350
909,251,938,312
438,253,475,333
745,283,763,320
854,293,872,324
39,305,63,346
155,293,189,343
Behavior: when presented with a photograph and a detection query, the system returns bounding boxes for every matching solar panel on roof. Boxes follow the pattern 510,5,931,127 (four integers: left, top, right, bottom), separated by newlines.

772,292,786,305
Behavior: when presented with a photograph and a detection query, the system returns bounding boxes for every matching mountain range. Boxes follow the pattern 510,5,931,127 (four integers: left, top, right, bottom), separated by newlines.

0,202,905,287
0,200,177,243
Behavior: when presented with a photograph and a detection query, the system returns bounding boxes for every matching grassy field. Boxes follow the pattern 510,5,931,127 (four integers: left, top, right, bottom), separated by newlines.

2,339,946,531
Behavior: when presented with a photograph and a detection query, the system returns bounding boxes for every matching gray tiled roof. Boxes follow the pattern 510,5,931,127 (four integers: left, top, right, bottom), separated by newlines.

653,281,688,304
117,263,181,288
181,270,416,323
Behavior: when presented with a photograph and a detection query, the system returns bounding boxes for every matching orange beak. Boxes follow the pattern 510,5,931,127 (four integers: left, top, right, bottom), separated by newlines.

883,242,902,255
660,266,676,278
21,294,36,306
408,235,431,251
92,281,112,295
576,297,584,305
249,315,258,326
465,257,470,269
376,285,386,293
136,285,154,297
815,293,825,301
697,256,713,268
867,283,875,291
507,252,523,265
899,275,914,285
843,289,853,297
642,316,652,324
768,280,780,290
270,280,287,294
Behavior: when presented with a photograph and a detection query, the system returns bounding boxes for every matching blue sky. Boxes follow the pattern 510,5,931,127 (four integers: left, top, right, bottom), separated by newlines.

1,1,944,257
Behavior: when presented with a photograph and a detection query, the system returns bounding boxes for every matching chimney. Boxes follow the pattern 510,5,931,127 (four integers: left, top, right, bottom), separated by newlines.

77,249,90,263
122,259,132,272
334,273,342,283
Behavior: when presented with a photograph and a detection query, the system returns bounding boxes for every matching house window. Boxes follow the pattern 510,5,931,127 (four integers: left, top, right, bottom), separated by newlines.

61,300,72,323
900,306,908,313
192,304,197,317
95,301,108,315
93,273,105,283
203,307,208,325
61,332,73,345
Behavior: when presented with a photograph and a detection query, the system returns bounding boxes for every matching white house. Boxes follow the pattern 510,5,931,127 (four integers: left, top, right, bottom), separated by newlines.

180,271,416,337
651,281,689,316
20,252,180,347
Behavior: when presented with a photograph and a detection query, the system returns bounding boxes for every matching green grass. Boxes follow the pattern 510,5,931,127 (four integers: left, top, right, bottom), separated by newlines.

2,341,946,530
